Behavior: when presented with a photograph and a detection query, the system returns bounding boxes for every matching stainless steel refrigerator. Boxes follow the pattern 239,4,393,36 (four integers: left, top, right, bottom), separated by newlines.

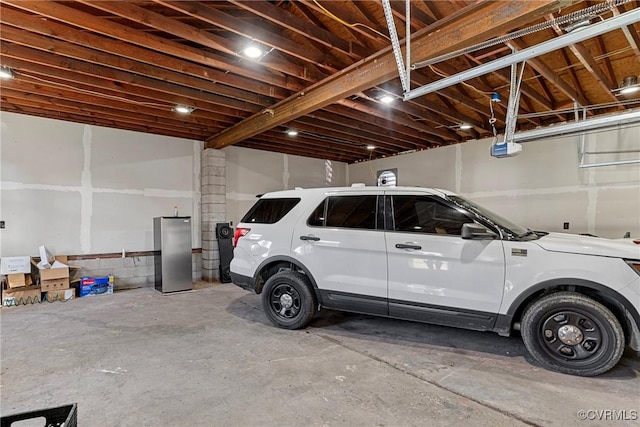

153,217,192,293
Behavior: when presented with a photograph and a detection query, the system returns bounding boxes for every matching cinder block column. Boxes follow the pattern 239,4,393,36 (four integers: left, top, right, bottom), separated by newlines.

201,148,226,281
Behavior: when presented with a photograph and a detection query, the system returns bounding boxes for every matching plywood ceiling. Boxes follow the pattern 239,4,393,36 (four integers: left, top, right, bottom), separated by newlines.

1,0,639,163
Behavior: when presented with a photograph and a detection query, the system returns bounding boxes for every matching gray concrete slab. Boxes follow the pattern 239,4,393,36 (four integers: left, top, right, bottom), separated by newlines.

1,284,638,426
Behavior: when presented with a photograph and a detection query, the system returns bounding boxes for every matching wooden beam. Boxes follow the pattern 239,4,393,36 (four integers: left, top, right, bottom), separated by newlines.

2,0,300,90
207,1,573,149
80,0,324,82
463,52,554,111
0,42,261,114
326,103,445,144
296,114,420,150
0,104,210,141
595,35,619,95
228,0,369,58
508,39,590,107
0,6,289,100
248,131,366,156
0,53,249,119
613,5,640,59
548,15,621,105
401,0,539,126
3,67,237,128
2,79,230,129
154,0,342,73
263,127,395,156
238,139,359,163
298,0,385,43
1,90,217,136
0,25,273,108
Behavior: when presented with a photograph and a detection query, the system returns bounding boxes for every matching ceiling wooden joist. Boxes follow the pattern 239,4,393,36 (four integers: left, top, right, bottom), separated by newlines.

1,0,639,163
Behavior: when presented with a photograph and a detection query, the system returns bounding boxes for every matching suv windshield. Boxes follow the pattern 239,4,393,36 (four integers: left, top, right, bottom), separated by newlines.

447,195,534,239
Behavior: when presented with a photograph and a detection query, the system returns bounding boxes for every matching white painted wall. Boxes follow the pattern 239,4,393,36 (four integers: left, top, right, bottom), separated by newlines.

224,145,348,226
348,128,640,238
1,112,202,257
0,113,348,258
4,111,635,257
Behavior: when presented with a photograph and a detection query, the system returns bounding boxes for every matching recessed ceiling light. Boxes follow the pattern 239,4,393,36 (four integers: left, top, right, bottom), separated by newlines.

173,105,194,114
0,67,15,79
459,123,473,130
286,129,298,136
243,45,263,59
366,145,376,150
379,95,394,104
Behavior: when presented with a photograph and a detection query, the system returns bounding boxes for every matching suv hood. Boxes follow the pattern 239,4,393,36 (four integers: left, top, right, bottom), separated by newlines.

535,232,640,259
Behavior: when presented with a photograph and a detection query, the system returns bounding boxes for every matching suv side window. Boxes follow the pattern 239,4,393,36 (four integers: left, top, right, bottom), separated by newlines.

392,195,473,235
241,198,300,224
308,195,378,229
307,200,325,227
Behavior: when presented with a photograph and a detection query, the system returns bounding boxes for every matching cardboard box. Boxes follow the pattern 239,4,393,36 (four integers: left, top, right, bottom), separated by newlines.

45,288,75,302
7,273,32,288
55,255,68,264
80,275,114,297
2,286,41,307
0,256,32,275
39,261,69,281
41,278,70,292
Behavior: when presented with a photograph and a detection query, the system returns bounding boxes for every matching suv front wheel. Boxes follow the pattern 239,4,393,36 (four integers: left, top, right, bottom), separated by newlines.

521,292,625,376
262,271,317,329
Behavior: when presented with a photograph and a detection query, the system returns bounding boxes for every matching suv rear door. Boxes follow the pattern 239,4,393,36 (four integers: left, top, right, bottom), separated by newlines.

292,192,388,315
385,192,505,330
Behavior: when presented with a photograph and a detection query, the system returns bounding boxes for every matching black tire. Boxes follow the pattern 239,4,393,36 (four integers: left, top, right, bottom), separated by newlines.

521,292,625,376
261,271,316,330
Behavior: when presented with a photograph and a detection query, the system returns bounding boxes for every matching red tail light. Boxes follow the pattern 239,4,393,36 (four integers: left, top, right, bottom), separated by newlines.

233,227,250,247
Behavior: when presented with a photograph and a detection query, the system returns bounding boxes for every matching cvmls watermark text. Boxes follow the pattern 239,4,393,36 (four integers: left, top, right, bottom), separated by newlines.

577,410,638,421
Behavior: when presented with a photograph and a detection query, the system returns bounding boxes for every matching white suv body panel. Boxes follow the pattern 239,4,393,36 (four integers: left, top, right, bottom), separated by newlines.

386,232,506,313
500,239,640,314
292,226,388,298
535,232,640,258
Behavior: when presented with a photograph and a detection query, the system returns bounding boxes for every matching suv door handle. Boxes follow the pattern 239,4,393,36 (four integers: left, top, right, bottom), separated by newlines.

300,235,320,241
396,243,422,250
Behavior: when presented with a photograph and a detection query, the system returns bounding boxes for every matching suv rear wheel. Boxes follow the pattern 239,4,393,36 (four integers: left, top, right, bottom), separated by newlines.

521,292,624,376
262,271,316,329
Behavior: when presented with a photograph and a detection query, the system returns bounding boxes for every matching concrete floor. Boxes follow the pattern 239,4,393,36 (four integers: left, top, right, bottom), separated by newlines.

1,284,638,427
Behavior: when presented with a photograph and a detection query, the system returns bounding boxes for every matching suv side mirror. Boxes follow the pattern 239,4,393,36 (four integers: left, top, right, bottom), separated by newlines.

461,223,497,240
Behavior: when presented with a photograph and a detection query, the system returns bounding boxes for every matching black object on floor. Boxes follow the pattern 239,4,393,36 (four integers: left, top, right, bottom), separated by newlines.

217,222,234,283
1,403,78,427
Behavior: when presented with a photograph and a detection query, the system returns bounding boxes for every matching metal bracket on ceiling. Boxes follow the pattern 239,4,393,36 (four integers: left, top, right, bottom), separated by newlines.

503,47,526,145
402,8,640,102
381,0,410,93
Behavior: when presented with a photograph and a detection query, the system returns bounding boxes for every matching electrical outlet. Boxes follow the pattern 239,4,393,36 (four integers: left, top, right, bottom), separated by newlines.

0,220,4,229
563,222,569,230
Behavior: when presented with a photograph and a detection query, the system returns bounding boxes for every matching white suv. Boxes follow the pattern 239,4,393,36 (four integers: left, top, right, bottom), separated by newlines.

231,186,640,376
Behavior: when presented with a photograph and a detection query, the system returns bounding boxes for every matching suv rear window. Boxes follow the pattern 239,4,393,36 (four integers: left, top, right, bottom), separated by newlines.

241,198,300,224
308,195,378,229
